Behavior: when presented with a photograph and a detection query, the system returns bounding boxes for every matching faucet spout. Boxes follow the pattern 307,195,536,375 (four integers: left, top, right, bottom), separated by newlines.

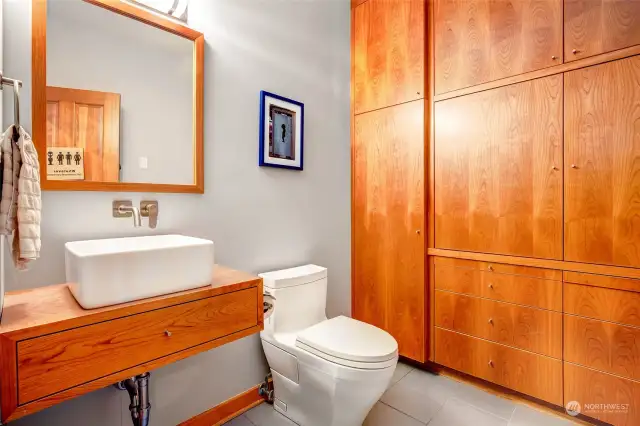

117,205,142,227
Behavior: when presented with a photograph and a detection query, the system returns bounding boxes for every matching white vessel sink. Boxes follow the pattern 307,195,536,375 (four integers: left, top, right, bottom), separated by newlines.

65,235,214,309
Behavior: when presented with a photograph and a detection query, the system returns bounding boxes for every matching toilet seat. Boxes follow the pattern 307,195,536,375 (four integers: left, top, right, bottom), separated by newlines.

295,316,398,369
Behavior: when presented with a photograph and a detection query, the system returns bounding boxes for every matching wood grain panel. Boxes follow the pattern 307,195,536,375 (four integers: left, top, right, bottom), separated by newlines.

565,315,640,381
435,75,563,259
353,101,425,362
565,362,640,426
46,86,120,182
435,0,562,94
353,0,424,114
434,257,562,280
564,283,640,328
565,0,640,62
179,386,264,426
434,261,562,311
435,327,563,405
564,271,640,293
0,266,260,340
429,247,640,281
17,288,257,404
565,55,640,268
6,326,261,424
436,291,562,358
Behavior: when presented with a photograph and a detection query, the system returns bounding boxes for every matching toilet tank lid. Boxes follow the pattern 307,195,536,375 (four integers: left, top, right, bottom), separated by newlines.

259,264,327,288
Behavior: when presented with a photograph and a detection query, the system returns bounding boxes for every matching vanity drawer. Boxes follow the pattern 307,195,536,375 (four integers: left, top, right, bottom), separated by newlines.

434,259,562,311
565,362,640,426
17,288,258,404
564,315,640,381
564,283,640,328
435,291,562,358
435,328,563,405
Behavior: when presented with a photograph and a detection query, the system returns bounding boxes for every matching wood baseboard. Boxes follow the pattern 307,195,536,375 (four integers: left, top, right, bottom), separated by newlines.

179,384,265,426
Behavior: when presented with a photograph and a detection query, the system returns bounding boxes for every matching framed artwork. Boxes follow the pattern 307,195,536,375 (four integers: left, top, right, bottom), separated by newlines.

259,91,304,171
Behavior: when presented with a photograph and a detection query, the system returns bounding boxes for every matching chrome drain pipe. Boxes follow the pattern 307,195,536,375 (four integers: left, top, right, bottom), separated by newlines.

116,373,151,426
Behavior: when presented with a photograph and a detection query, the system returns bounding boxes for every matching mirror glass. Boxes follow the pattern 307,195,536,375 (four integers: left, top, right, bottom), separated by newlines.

46,0,194,185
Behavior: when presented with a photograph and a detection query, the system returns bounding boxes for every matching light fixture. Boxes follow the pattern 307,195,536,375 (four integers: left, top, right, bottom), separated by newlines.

128,0,189,23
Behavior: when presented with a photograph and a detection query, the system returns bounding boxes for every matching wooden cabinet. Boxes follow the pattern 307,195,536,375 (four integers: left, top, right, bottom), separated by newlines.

565,363,640,426
564,55,640,268
564,0,640,62
435,327,563,405
435,75,563,259
0,266,262,423
435,291,562,358
353,0,424,114
434,258,562,311
434,0,563,94
17,289,257,404
353,101,425,362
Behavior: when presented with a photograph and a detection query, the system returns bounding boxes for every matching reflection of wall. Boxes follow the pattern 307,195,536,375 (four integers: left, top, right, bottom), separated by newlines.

2,0,350,425
47,0,193,185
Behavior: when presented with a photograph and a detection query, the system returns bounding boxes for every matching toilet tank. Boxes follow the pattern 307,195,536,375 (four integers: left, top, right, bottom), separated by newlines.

260,265,327,335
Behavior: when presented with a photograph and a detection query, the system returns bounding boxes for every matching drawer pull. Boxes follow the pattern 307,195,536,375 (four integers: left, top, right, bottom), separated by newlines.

488,360,494,367
488,318,494,325
164,330,172,337
488,283,494,290
488,265,494,272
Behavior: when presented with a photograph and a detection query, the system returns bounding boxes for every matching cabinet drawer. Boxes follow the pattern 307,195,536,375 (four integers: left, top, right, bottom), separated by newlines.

565,315,640,381
435,328,563,405
434,260,561,311
435,291,562,358
565,363,640,426
17,288,258,404
564,283,640,328
434,257,561,280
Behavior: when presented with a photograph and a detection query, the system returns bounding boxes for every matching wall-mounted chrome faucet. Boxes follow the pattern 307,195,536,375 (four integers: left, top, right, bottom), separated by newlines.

113,200,142,227
113,200,159,228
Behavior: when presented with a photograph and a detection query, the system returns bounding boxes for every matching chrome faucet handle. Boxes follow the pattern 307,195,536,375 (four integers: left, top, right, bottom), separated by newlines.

140,200,159,229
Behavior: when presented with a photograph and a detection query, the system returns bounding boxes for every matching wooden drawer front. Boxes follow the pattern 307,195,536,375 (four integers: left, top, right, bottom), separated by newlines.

434,261,562,311
564,283,640,328
565,363,640,426
17,288,257,404
435,328,563,405
565,315,640,381
434,257,562,280
435,291,562,358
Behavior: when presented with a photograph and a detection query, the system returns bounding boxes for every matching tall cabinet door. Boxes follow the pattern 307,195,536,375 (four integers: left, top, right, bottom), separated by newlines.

565,55,640,268
353,101,425,361
565,0,640,62
435,75,564,259
353,0,424,115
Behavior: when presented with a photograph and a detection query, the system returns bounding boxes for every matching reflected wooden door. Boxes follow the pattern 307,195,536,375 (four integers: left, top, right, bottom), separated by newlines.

46,86,120,182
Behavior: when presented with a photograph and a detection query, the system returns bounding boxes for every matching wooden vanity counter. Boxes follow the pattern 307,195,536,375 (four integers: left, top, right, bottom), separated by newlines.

0,265,263,423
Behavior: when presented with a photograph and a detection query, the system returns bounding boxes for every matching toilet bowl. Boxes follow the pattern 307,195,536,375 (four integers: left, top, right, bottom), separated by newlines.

259,265,398,426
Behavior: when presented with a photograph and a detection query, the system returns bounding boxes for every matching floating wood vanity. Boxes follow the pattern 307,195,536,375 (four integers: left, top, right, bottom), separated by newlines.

0,266,263,423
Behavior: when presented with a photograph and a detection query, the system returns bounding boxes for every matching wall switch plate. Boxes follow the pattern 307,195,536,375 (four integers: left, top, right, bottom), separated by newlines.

139,157,148,169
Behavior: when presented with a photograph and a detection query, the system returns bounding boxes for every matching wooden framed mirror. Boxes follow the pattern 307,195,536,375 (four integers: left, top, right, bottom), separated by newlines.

32,0,204,193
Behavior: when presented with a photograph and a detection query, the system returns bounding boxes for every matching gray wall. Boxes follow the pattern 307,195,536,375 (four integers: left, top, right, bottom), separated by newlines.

2,0,350,425
47,0,194,185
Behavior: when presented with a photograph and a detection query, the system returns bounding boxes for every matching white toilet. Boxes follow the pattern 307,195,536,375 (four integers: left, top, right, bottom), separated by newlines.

259,265,398,426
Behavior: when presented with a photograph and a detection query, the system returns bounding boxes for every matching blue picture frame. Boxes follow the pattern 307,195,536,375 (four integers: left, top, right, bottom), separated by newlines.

259,90,304,171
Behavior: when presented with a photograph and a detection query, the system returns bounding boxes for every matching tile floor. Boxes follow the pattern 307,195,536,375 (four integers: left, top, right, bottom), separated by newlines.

224,362,580,426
